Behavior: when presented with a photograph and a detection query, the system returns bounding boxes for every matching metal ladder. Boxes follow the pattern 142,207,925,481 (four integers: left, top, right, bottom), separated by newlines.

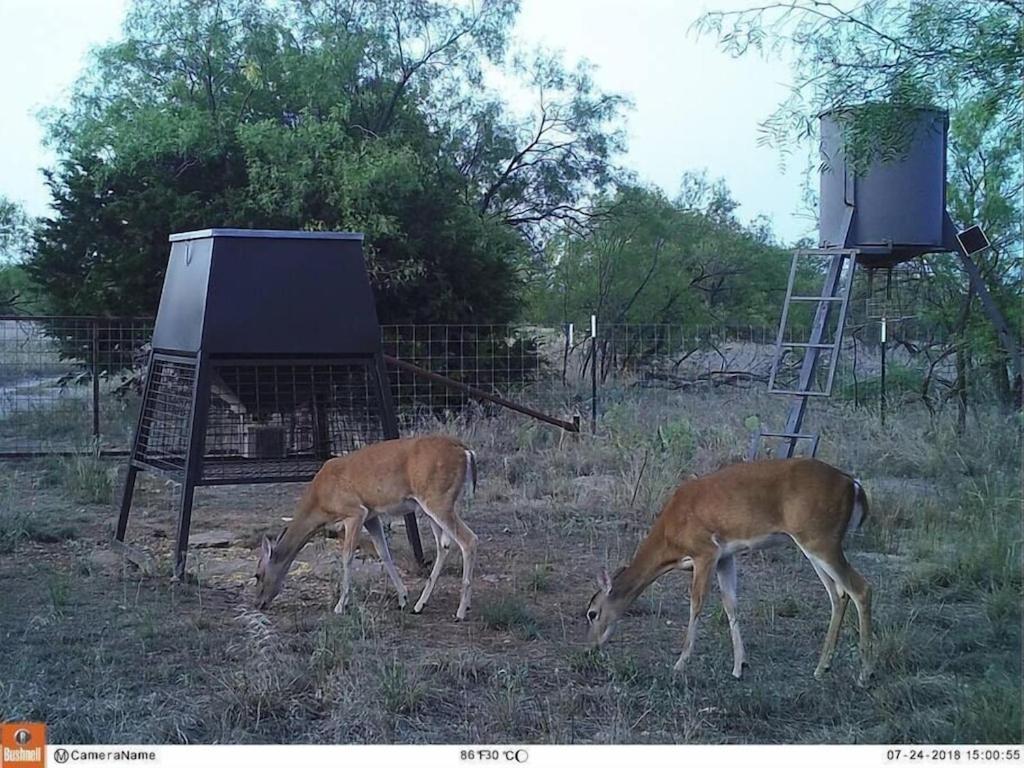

749,248,858,459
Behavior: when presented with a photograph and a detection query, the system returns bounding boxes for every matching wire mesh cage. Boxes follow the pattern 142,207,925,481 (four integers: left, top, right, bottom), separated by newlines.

132,355,196,475
202,359,386,482
132,357,389,483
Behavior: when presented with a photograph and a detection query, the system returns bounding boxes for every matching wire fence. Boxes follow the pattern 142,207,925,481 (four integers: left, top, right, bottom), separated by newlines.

0,316,152,455
0,314,971,456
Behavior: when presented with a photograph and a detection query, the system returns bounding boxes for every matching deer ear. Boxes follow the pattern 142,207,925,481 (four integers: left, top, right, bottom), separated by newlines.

597,567,612,594
260,535,274,560
274,529,286,545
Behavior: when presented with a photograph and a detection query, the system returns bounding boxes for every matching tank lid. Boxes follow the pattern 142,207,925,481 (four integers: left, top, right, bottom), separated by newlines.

169,228,364,243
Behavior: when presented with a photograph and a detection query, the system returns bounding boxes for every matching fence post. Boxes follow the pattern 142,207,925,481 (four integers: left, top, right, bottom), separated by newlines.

590,314,597,433
880,315,887,426
91,320,101,452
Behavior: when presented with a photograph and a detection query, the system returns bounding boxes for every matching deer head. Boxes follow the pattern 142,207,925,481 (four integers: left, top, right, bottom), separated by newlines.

253,530,288,610
585,567,628,647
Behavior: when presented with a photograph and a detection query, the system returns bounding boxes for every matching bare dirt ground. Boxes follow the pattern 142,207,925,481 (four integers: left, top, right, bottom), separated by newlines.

0,387,1020,744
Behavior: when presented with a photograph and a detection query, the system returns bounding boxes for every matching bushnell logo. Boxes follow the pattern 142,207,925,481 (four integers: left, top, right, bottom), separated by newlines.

1,722,46,768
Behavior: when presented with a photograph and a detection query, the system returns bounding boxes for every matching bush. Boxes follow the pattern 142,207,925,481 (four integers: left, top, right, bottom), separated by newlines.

838,363,924,402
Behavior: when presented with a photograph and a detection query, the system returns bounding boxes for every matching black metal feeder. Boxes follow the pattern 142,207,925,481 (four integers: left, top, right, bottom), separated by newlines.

114,228,425,577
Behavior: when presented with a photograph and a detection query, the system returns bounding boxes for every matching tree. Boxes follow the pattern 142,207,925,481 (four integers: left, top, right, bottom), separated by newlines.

526,176,792,328
0,196,42,313
29,0,626,323
696,1,1022,154
0,196,32,263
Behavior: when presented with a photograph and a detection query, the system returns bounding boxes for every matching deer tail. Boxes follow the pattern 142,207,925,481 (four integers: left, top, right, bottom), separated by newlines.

848,479,869,534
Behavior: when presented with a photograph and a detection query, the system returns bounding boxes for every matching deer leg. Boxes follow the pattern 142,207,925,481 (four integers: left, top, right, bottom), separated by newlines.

812,558,849,678
334,509,367,614
413,518,449,614
716,554,747,679
449,515,478,621
794,540,850,678
817,548,873,685
416,495,478,621
363,515,408,609
674,557,714,673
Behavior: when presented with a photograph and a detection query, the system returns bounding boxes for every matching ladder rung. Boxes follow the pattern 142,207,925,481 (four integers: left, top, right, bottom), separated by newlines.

788,295,845,302
781,342,836,349
767,388,833,397
759,431,817,440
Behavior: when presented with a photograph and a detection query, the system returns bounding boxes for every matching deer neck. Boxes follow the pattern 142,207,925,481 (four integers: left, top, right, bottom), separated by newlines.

272,514,323,571
611,528,678,605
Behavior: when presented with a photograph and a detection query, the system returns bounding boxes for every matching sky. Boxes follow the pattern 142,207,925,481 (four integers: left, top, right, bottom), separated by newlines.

0,0,814,244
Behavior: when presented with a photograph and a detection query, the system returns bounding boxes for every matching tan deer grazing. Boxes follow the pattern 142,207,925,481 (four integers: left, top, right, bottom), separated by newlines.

585,457,873,684
254,435,478,619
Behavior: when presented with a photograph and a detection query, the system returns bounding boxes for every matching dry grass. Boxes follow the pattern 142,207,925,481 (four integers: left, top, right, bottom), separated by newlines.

0,385,1019,744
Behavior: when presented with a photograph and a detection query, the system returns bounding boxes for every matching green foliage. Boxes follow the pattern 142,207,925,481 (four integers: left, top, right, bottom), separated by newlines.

526,180,793,327
0,263,48,314
656,419,696,462
697,1,1022,158
29,0,626,323
0,196,33,263
0,197,44,313
838,363,924,402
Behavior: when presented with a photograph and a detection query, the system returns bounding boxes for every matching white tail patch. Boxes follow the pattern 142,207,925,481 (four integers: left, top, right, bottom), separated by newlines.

464,449,477,498
848,479,866,534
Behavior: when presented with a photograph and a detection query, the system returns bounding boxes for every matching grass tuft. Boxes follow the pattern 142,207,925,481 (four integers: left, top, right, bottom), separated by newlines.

52,454,117,505
524,563,553,593
377,658,427,715
479,594,541,640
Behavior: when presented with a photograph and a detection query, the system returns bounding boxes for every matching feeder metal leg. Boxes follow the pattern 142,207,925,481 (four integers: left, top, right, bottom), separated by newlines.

114,349,156,544
173,354,211,581
404,511,426,568
174,479,197,580
115,466,138,542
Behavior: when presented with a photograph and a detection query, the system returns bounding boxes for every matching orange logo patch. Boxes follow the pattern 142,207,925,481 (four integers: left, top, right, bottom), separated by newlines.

1,723,46,768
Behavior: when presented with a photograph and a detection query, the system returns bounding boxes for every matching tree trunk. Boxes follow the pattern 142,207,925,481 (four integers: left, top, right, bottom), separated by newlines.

955,343,969,436
988,352,1014,410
